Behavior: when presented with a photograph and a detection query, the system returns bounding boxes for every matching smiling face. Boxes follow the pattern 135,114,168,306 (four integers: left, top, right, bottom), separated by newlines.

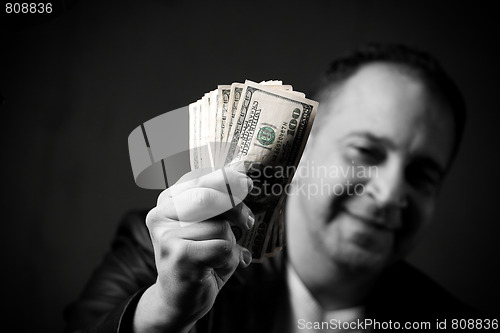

287,63,455,272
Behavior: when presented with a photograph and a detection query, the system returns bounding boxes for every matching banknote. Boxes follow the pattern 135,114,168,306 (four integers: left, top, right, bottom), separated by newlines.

215,85,231,167
188,80,318,261
220,81,293,169
188,101,200,170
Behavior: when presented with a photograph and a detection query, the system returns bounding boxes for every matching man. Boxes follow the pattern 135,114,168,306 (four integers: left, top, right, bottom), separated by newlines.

64,44,477,333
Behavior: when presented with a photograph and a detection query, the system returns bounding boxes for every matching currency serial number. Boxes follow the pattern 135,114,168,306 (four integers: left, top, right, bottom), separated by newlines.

5,3,52,14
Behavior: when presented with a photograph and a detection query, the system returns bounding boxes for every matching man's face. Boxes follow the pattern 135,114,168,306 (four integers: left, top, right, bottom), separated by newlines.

289,63,455,271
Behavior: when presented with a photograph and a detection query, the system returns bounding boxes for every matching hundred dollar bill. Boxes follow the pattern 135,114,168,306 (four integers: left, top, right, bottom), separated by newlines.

215,85,231,168
220,83,245,168
265,196,286,257
225,80,318,261
225,80,317,169
187,80,317,261
197,94,207,169
189,101,200,170
221,82,293,167
210,89,219,169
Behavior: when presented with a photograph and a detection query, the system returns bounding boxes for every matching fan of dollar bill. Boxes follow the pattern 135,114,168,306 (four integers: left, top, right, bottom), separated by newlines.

188,80,318,262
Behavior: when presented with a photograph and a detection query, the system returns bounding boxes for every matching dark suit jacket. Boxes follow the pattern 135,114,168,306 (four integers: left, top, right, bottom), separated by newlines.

64,210,479,332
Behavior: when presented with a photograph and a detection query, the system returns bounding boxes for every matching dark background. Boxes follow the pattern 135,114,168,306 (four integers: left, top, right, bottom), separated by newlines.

1,0,498,331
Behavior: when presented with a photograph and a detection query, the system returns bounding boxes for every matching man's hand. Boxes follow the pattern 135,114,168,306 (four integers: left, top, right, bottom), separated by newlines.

133,167,254,333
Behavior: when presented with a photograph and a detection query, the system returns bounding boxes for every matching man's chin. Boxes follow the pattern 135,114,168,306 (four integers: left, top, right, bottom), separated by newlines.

322,227,393,272
333,242,392,272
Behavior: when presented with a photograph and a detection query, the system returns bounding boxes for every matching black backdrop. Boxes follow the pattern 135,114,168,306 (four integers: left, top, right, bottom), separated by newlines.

1,0,498,331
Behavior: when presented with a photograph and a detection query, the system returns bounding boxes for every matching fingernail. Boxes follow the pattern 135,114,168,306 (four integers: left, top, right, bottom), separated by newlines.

246,211,255,229
242,249,252,266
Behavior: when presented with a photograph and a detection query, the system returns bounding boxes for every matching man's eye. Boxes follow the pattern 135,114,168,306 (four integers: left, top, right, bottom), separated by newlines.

347,146,384,165
406,169,440,194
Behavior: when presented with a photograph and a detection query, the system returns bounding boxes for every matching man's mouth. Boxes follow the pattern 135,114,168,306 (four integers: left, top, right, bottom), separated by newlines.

343,208,393,231
341,200,403,231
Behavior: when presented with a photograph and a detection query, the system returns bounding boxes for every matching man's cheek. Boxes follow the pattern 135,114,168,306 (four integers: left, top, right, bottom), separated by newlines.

410,197,435,230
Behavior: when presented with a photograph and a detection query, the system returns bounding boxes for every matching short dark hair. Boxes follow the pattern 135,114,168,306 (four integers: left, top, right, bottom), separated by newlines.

312,43,467,168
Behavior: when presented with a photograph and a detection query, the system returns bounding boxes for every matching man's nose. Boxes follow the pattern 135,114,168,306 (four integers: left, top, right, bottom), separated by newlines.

365,163,406,208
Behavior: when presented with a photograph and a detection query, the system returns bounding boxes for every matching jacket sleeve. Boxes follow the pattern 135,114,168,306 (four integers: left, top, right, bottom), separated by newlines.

63,210,157,333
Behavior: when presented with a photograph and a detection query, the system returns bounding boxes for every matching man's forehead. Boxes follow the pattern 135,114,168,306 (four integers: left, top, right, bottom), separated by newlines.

315,62,455,170
318,63,431,130
322,63,426,109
